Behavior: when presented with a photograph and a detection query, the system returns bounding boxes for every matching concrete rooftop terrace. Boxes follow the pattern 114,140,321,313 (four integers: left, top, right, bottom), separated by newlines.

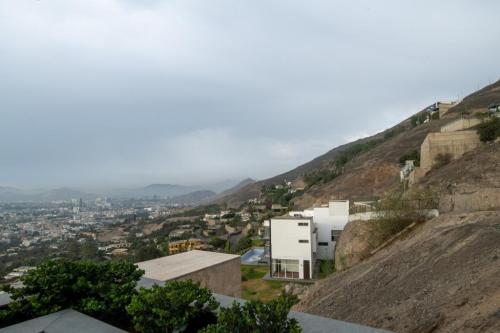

136,250,240,281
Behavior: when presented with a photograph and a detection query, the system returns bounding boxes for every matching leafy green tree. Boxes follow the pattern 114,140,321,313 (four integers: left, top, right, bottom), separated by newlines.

0,259,143,328
66,239,81,259
224,240,232,253
201,294,301,333
236,236,252,252
208,237,226,249
134,243,164,262
126,281,219,333
80,239,100,260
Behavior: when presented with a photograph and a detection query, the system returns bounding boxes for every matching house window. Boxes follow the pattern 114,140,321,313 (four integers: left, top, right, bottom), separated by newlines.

298,222,308,226
272,259,299,279
331,230,335,241
318,242,328,246
298,239,309,243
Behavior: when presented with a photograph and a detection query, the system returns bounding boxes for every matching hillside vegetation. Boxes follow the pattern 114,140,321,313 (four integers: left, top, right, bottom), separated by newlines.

213,80,500,209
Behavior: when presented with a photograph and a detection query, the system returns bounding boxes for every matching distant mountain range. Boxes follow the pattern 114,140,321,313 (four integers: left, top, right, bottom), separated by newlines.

0,179,255,205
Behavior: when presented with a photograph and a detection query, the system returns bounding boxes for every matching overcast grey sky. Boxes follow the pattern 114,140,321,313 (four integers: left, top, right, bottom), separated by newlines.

1,0,499,189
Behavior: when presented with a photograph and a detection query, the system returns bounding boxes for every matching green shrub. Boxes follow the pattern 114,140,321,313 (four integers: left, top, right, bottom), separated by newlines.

364,188,438,257
237,236,253,252
477,117,500,142
319,260,336,278
209,237,226,249
399,150,420,166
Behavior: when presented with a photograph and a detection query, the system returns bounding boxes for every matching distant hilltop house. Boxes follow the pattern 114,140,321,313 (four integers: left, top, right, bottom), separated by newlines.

266,200,349,280
400,160,416,181
488,102,500,116
409,116,482,184
427,100,460,118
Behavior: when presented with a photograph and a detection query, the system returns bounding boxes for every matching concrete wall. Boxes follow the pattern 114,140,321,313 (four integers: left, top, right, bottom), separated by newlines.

420,130,481,171
440,118,481,132
174,257,241,297
438,101,458,118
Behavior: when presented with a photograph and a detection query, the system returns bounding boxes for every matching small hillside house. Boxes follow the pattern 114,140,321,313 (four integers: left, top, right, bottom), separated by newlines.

269,200,349,280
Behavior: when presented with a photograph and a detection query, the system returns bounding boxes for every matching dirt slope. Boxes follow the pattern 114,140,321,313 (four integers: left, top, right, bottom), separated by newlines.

295,211,500,333
447,80,500,115
216,115,450,208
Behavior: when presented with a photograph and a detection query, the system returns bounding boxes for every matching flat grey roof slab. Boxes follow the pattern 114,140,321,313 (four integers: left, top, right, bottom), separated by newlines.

0,292,12,307
136,250,240,281
0,309,126,333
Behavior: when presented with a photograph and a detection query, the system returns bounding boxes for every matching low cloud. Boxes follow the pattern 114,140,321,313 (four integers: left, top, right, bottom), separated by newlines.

0,0,499,187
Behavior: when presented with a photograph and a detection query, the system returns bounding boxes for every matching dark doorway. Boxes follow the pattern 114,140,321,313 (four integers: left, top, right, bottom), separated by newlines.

303,260,310,279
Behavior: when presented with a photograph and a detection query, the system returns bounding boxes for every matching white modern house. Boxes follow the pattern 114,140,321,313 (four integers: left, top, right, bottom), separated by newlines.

269,216,316,280
269,200,349,280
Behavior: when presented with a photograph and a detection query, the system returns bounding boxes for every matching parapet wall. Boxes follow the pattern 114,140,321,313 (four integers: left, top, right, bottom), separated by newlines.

174,257,241,297
440,118,481,132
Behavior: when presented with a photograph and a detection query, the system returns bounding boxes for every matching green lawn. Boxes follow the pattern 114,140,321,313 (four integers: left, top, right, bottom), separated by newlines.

251,238,266,247
241,265,285,302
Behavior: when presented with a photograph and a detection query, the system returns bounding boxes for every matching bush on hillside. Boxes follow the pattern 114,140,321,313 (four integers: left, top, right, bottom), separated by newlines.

318,260,336,278
399,150,420,166
208,237,226,249
237,236,253,252
363,188,438,258
477,117,500,142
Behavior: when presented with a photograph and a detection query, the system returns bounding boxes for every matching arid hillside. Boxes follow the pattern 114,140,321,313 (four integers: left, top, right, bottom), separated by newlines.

295,210,500,333
295,138,500,332
215,80,500,209
214,114,450,208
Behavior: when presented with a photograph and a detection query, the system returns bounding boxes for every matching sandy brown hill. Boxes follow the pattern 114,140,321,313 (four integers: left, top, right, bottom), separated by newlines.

295,139,500,332
295,210,500,333
447,79,500,116
214,80,500,209
216,115,454,209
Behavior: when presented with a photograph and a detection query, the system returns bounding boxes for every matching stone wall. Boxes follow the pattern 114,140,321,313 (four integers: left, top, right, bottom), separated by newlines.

174,257,241,297
420,130,481,171
439,188,500,213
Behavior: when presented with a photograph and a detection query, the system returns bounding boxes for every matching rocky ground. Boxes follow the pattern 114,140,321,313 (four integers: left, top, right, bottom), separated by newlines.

294,211,500,333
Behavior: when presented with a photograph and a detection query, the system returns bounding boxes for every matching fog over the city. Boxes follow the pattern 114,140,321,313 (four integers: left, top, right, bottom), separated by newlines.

1,0,499,188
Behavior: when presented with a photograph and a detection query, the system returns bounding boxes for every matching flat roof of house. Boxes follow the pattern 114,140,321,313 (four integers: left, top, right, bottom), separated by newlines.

271,216,313,220
136,250,240,281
